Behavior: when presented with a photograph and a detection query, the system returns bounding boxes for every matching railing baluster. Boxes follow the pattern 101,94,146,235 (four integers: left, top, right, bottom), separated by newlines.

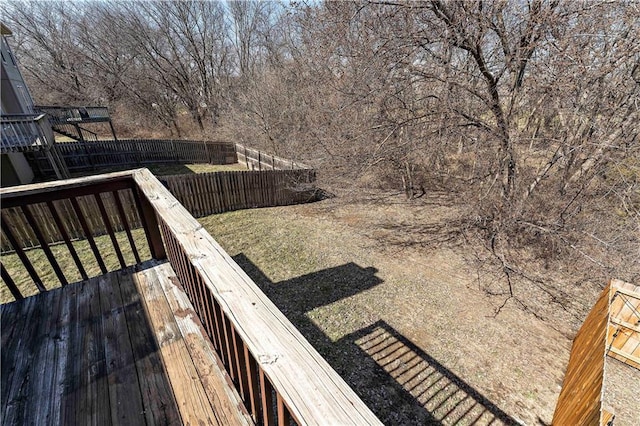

244,345,261,423
93,193,126,269
184,253,199,309
0,214,46,292
277,394,291,426
69,197,107,274
195,271,216,346
21,205,68,287
206,290,223,352
224,310,240,383
1,262,23,300
233,330,250,401
260,370,276,426
111,190,140,264
214,301,232,369
46,201,88,280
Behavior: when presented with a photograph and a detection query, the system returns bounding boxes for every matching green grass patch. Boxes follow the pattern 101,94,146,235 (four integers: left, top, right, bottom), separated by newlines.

198,208,321,284
1,228,150,303
148,163,248,175
72,162,248,178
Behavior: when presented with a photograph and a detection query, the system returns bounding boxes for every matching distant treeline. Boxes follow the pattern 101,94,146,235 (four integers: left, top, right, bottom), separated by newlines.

4,1,639,286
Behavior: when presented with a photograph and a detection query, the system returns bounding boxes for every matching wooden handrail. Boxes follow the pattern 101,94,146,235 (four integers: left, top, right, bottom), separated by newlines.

1,113,47,122
133,168,381,425
1,168,379,424
1,113,52,153
0,169,135,201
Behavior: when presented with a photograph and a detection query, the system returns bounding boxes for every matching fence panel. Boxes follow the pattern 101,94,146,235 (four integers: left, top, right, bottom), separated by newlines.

31,139,236,176
162,169,316,219
7,143,314,252
235,143,311,171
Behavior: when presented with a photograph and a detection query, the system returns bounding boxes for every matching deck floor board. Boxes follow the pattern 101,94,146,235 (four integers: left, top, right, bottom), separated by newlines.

119,265,182,426
100,271,146,425
1,260,252,426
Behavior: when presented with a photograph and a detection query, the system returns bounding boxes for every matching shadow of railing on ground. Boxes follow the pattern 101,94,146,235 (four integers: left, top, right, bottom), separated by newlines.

233,253,518,425
344,320,518,425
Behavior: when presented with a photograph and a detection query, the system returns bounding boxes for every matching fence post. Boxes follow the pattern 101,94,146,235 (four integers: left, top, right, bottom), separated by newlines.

204,141,211,164
134,140,141,165
258,151,262,171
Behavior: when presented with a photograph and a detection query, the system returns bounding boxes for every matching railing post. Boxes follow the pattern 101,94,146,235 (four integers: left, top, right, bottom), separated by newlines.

133,186,166,260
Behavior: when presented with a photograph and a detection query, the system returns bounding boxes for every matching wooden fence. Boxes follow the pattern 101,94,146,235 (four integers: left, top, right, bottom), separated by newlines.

553,279,640,425
1,168,315,253
235,143,312,171
162,169,316,218
607,280,640,369
29,139,237,176
553,284,610,425
1,190,142,253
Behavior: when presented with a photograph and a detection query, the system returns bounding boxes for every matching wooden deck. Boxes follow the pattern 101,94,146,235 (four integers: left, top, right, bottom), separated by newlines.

1,260,253,426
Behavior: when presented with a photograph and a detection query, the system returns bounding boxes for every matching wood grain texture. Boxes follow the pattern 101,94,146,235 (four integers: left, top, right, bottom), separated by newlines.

1,262,250,425
133,263,221,425
552,283,610,426
158,264,253,425
162,169,316,220
134,168,382,425
119,264,182,425
554,279,639,425
607,280,640,369
99,272,146,425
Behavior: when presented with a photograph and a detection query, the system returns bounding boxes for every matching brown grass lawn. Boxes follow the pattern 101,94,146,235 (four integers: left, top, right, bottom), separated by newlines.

198,193,638,425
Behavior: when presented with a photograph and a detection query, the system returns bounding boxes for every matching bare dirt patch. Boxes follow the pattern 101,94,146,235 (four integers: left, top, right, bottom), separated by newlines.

199,190,630,425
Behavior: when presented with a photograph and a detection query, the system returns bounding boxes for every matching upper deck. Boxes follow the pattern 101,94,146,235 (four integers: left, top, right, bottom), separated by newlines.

0,169,382,425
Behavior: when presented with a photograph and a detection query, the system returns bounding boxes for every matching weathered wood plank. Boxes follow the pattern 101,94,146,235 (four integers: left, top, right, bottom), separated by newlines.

43,280,76,425
133,168,382,425
99,271,146,425
75,278,111,426
553,284,610,426
156,263,253,425
3,290,60,425
1,297,38,417
120,263,181,425
59,281,82,425
134,262,220,425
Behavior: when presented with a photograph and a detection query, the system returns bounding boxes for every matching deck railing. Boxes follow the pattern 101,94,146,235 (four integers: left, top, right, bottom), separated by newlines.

36,105,111,123
1,113,53,153
0,169,381,425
